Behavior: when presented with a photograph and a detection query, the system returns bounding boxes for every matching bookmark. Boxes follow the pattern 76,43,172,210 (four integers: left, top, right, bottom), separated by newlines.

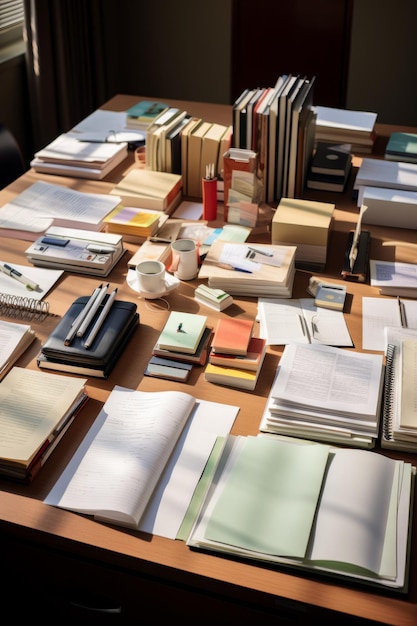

202,163,217,221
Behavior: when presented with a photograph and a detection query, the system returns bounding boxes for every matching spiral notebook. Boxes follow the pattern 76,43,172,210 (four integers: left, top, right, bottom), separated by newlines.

382,326,417,452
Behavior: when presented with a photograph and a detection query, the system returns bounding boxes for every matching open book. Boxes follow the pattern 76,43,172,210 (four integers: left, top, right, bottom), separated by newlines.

187,434,414,591
45,386,238,537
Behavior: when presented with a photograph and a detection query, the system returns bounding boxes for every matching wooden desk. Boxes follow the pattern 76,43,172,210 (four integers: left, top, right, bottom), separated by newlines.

1,96,417,624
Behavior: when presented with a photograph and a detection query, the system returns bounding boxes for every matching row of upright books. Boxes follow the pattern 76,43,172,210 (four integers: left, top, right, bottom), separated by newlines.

232,74,316,203
141,104,233,199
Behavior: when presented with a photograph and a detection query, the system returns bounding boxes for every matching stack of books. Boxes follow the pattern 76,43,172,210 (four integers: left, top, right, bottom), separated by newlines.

145,107,189,173
306,142,352,192
149,311,213,380
109,168,183,215
126,100,169,131
271,197,334,271
259,343,385,448
198,240,296,297
30,133,128,180
205,317,266,391
0,367,88,482
313,105,377,154
37,285,139,378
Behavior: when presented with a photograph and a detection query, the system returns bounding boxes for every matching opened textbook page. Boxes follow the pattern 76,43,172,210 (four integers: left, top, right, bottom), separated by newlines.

45,386,238,537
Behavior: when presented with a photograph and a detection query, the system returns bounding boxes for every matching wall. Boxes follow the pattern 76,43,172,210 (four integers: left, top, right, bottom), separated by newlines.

346,0,417,125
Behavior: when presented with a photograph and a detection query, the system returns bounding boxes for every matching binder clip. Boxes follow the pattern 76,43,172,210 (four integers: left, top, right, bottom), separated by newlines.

341,229,371,282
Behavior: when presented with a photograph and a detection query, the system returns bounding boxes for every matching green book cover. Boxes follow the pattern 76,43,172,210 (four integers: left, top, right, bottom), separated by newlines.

158,311,207,354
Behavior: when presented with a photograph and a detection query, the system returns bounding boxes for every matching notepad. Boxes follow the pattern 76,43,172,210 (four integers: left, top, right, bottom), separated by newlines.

157,311,208,354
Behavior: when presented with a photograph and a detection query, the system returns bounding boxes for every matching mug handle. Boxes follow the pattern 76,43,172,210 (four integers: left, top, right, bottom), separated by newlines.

167,250,180,272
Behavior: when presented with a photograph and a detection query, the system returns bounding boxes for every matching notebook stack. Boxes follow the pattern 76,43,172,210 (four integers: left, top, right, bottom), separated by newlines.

198,241,296,298
37,287,139,378
149,311,213,381
204,318,266,391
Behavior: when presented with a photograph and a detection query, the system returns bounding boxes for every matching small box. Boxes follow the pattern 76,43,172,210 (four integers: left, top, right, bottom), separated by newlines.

272,198,335,271
314,283,347,311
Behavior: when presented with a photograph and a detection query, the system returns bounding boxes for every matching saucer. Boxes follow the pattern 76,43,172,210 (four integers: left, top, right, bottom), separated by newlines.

126,269,180,299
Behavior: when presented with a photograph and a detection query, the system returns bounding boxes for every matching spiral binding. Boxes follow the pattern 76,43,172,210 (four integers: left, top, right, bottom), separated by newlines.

0,292,50,321
382,343,396,440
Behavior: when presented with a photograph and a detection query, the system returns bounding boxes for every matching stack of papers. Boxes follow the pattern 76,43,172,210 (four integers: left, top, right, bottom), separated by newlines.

0,320,36,380
0,181,122,241
198,241,296,297
30,132,128,180
259,343,385,448
314,106,377,154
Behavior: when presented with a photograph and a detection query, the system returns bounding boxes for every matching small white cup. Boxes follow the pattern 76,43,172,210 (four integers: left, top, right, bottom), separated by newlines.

170,239,198,280
135,260,166,293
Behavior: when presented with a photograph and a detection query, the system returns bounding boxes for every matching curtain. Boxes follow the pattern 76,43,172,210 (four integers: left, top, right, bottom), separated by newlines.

23,0,110,150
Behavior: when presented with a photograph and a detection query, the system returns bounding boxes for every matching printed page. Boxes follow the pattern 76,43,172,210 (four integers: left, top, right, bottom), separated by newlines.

45,387,197,528
0,181,121,232
270,343,384,419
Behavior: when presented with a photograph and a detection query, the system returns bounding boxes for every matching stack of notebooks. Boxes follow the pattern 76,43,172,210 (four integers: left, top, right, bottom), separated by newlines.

0,367,88,482
148,311,213,381
306,142,352,192
354,157,417,211
198,241,296,297
259,343,385,448
30,133,128,180
194,284,234,312
313,105,377,154
205,317,266,391
37,286,139,378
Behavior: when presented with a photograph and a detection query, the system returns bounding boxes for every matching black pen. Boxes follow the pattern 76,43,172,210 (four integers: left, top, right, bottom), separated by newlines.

247,246,273,258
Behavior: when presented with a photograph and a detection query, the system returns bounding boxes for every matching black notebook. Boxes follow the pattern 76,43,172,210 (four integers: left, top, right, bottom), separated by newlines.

38,295,139,377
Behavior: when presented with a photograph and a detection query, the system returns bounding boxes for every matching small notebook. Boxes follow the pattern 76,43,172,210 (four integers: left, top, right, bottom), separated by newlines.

157,311,208,354
211,317,254,355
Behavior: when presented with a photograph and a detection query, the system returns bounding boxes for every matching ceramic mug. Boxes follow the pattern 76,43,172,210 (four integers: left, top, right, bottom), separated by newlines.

135,260,166,293
170,239,198,280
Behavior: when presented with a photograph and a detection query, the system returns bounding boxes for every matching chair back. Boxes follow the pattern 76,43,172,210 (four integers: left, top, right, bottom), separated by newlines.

0,124,25,189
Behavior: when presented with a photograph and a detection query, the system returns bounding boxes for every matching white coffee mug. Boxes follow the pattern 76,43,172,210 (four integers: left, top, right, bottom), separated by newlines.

135,260,166,293
170,239,198,280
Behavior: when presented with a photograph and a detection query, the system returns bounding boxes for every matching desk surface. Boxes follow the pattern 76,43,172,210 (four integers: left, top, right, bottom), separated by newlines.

1,95,417,624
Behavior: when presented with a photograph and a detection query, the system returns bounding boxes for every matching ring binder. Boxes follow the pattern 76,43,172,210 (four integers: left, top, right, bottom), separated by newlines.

0,292,51,321
382,343,396,441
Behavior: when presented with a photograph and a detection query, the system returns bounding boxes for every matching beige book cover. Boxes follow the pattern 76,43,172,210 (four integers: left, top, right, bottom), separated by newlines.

272,198,334,246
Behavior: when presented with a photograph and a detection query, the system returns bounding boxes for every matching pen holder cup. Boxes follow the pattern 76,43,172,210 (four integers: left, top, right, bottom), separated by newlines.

135,260,166,293
202,177,217,221
169,239,199,281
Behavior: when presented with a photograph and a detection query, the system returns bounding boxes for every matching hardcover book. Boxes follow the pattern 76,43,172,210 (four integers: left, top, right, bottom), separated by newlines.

110,169,183,212
209,336,266,371
310,142,352,176
385,132,417,163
